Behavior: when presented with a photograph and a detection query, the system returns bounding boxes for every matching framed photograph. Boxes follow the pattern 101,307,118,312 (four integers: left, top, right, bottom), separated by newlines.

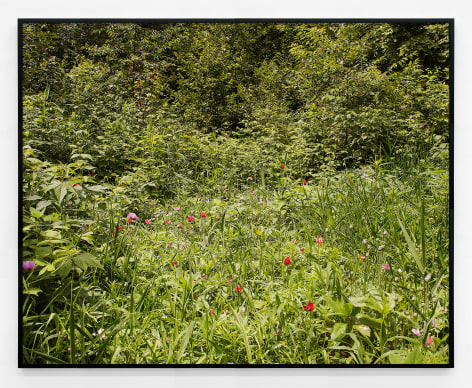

19,19,452,367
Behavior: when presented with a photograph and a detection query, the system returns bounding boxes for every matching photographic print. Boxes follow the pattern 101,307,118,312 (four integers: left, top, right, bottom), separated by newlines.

19,20,452,366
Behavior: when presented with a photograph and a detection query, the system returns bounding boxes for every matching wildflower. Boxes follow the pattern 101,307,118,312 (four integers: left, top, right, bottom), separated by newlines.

349,224,353,229
378,245,385,251
167,337,171,342
303,179,307,185
229,277,233,283
316,237,323,244
172,260,178,266
363,239,368,244
145,219,151,225
284,256,291,265
395,277,399,282
358,254,365,260
240,197,245,201
426,336,433,347
248,177,253,181
398,268,402,273
188,216,194,222
127,217,133,223
196,195,199,198
358,326,371,334
412,328,422,336
199,228,202,232
93,328,106,340
190,225,193,229
280,164,285,169
223,186,228,190
225,310,229,314
118,226,124,230
260,201,264,205
431,321,437,328
67,201,72,207
252,190,256,194
22,261,35,271
325,228,329,232
178,224,182,228
381,263,390,270
303,302,314,311
201,212,206,217
236,285,243,293
300,248,305,252
165,220,171,225
209,309,214,314
127,213,138,220
321,178,326,184
425,274,432,282
195,293,199,297
176,207,181,212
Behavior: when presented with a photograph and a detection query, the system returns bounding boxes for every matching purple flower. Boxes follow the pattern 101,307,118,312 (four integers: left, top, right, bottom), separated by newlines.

23,261,35,271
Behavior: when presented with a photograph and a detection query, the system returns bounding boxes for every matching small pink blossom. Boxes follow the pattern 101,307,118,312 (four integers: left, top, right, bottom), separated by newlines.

209,309,214,314
229,277,233,283
145,219,151,225
176,207,181,212
316,237,323,244
381,263,390,270
426,336,433,347
188,216,194,222
412,328,422,336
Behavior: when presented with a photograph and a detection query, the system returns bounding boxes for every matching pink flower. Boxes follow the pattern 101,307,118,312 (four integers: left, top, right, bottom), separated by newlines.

316,237,323,244
209,309,214,314
223,186,228,190
412,328,422,336
259,201,264,205
225,310,229,314
127,213,138,220
236,285,242,292
201,212,206,217
381,263,390,270
248,177,253,181
188,216,194,222
167,337,171,342
66,201,72,207
176,207,181,212
284,256,291,265
229,277,233,283
431,321,437,328
145,219,151,225
358,254,366,260
23,261,35,271
426,336,433,347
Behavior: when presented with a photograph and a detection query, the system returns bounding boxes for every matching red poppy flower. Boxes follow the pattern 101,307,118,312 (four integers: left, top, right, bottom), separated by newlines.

188,216,194,222
280,164,285,169
303,302,314,311
201,212,206,217
236,285,242,293
284,256,291,265
127,218,133,223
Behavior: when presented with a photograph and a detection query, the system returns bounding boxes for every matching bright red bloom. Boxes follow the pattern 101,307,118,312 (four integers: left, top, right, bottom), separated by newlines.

127,218,133,223
280,164,285,169
188,216,194,222
145,219,151,225
236,285,242,293
316,237,323,244
284,256,291,265
165,220,171,224
426,336,433,347
303,302,314,311
300,248,305,252
201,212,206,217
118,226,124,230
172,260,178,266
303,179,307,185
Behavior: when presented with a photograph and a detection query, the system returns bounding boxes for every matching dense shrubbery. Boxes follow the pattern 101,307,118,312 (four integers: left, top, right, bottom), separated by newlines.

21,21,450,365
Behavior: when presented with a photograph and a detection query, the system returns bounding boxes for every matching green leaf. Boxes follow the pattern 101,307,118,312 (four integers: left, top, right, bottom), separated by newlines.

398,217,424,273
72,253,103,270
55,258,73,278
331,323,347,341
176,321,195,362
86,184,109,193
405,348,424,364
24,287,42,296
36,200,52,211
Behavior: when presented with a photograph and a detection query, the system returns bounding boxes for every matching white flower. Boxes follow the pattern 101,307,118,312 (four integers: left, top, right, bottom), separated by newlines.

425,274,432,282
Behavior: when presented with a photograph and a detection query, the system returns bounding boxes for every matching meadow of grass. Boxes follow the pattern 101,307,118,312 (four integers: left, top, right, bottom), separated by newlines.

21,143,449,365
